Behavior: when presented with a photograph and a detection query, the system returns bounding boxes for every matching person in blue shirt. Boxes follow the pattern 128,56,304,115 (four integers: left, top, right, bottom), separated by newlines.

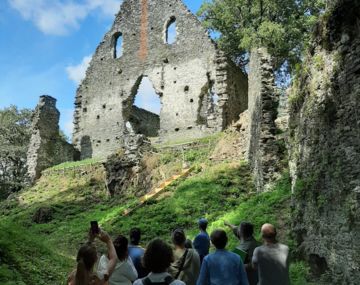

193,218,210,263
196,229,249,285
128,228,149,278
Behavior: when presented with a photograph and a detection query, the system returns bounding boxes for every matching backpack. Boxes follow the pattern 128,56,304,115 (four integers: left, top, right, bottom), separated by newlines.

142,275,174,285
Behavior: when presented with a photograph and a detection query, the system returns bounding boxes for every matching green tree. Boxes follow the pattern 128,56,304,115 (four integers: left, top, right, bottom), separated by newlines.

0,106,32,199
198,0,325,70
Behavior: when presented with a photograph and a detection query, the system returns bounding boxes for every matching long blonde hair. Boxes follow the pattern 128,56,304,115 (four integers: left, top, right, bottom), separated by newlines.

75,245,98,285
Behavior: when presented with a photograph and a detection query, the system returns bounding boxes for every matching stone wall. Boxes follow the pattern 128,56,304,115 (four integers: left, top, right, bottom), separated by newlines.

129,106,160,137
27,96,79,183
73,0,247,159
247,48,280,192
104,134,154,197
288,1,360,282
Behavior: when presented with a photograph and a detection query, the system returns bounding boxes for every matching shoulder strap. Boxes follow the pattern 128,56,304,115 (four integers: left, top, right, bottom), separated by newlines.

142,276,174,285
175,249,189,279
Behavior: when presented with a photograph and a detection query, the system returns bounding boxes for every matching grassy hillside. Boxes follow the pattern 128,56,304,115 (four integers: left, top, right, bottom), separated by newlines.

0,138,310,285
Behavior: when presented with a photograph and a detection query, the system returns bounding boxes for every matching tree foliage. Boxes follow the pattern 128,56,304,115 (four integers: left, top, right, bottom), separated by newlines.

0,106,32,199
198,0,325,70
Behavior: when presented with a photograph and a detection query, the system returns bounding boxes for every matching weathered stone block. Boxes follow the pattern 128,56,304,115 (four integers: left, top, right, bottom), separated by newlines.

246,48,280,192
26,96,79,183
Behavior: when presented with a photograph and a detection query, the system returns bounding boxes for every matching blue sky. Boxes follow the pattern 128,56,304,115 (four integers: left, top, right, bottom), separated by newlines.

0,0,204,138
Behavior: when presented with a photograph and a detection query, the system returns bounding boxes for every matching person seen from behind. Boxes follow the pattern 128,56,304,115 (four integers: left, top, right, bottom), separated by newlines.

184,239,193,249
193,218,210,263
68,230,117,285
224,221,260,285
169,229,200,285
128,228,149,278
133,238,185,285
97,235,138,285
252,224,290,285
196,229,249,285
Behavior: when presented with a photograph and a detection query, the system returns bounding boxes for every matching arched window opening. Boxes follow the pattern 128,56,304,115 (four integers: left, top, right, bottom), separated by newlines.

165,17,177,44
113,32,123,59
129,76,161,137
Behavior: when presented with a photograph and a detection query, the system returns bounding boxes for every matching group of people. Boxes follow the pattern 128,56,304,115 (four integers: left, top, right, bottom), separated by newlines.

67,219,290,285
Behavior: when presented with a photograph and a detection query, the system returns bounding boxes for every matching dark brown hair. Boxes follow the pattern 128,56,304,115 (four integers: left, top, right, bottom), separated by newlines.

113,235,129,261
130,228,141,245
172,229,186,246
75,244,98,285
142,239,174,273
210,229,228,250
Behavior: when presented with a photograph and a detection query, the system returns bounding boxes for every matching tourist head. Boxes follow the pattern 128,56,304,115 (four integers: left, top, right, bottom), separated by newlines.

198,218,208,231
130,227,141,245
172,228,186,247
75,244,98,285
261,223,277,243
143,239,174,273
239,222,254,239
210,229,228,250
184,239,193,249
113,235,128,261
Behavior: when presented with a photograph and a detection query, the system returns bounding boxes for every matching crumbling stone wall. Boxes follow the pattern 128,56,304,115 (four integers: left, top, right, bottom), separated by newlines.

104,134,154,197
27,96,79,183
289,1,360,282
129,106,160,137
73,0,247,159
247,48,280,192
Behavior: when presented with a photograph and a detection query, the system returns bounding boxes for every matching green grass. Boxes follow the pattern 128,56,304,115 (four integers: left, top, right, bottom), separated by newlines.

45,158,103,171
0,150,312,284
154,132,222,149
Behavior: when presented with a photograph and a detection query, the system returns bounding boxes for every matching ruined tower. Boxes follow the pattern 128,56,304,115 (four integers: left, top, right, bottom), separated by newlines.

73,0,248,159
27,96,78,183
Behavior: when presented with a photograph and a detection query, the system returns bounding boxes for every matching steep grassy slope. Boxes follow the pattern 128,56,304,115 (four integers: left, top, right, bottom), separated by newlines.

0,139,309,284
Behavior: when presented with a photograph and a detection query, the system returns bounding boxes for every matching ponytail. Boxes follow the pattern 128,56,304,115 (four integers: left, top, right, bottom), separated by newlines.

75,258,90,285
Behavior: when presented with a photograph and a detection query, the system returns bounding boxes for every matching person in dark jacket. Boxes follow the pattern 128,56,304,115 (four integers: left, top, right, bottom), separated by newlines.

193,218,210,263
225,221,260,285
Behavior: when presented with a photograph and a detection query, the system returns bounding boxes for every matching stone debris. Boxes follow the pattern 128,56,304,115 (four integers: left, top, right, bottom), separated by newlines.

103,134,154,197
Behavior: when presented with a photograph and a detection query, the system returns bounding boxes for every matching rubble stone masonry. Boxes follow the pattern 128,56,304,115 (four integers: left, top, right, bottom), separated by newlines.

72,0,248,159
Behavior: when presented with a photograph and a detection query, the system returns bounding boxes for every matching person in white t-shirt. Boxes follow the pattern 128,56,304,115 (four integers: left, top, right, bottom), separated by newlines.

133,239,185,285
98,235,138,285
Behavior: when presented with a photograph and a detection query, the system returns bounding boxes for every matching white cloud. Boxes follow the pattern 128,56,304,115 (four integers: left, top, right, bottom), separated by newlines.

66,55,92,85
8,0,122,35
86,0,122,16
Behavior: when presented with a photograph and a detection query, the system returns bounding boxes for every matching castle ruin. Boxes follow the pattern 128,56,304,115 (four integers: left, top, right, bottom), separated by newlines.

72,0,248,159
26,96,79,183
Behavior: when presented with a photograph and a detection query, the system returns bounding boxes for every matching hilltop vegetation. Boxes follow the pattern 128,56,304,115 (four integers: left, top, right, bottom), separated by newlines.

0,106,32,199
0,135,309,285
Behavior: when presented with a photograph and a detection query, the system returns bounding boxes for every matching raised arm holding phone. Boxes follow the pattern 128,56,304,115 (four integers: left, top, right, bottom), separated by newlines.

68,222,117,285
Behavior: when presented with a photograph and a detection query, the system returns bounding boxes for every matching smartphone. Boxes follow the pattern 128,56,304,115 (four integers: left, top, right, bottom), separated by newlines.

90,221,100,235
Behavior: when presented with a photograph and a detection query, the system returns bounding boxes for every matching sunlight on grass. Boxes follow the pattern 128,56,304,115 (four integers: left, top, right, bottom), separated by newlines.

0,145,309,284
